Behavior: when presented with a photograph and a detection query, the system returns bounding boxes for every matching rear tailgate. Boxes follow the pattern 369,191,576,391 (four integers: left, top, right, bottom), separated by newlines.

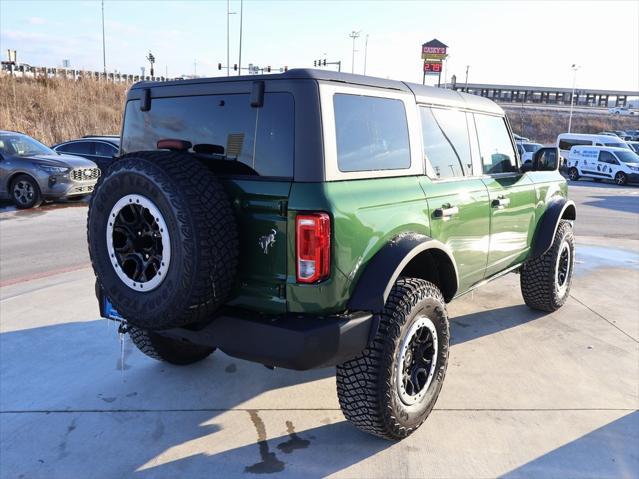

222,179,292,314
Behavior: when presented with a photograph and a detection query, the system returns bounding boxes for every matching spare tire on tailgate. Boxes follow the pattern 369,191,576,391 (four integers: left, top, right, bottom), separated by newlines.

87,151,238,330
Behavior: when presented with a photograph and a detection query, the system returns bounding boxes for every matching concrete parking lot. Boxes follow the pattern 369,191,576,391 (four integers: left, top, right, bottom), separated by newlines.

1,180,638,479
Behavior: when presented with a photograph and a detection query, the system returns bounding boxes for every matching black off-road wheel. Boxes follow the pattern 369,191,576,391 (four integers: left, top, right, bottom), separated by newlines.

520,220,575,312
11,174,42,209
568,168,580,181
87,151,238,330
129,326,215,365
336,278,450,440
615,171,628,186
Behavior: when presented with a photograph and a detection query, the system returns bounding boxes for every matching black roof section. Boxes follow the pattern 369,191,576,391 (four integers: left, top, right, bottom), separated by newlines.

130,68,502,114
422,39,448,48
130,68,411,92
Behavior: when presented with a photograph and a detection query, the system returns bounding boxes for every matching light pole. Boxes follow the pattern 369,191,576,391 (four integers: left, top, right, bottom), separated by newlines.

464,65,470,91
227,0,236,77
442,54,450,88
238,0,243,76
363,34,369,75
568,64,580,133
349,30,360,74
101,0,106,74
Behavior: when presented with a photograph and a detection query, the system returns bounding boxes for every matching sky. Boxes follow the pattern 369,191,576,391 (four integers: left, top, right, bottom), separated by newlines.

1,0,638,91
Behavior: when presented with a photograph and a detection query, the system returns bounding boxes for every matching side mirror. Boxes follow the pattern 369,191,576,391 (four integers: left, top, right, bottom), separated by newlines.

531,147,559,171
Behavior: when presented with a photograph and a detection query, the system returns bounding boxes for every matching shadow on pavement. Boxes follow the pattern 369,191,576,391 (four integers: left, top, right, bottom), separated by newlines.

582,195,639,214
450,304,547,346
503,411,639,478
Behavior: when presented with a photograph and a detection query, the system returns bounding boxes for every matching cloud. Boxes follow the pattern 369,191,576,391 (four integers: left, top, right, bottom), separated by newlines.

27,17,46,25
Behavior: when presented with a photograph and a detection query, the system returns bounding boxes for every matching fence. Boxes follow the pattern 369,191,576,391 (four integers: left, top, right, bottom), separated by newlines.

1,62,177,83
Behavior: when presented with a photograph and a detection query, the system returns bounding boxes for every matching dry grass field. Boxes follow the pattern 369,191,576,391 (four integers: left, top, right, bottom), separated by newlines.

0,74,636,147
0,75,127,146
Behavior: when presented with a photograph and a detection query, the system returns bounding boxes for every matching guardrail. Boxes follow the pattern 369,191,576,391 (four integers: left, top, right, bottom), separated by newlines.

1,63,176,83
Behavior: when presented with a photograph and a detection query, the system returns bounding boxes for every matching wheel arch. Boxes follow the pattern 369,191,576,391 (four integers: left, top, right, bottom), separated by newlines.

347,233,459,313
6,171,40,194
530,198,576,259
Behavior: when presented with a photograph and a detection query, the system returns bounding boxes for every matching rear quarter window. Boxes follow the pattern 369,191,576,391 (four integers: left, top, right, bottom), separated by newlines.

121,92,294,177
333,94,410,172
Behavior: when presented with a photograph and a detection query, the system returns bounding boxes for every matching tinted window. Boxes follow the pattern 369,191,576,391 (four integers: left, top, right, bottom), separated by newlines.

420,107,468,178
121,93,294,177
559,139,591,150
334,94,410,172
254,93,295,177
95,142,117,157
523,143,542,153
603,142,630,149
598,151,618,164
431,108,473,175
474,114,517,174
58,141,94,155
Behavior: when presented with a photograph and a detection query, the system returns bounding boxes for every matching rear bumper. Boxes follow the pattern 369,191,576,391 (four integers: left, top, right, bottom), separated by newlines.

97,285,374,370
161,309,375,370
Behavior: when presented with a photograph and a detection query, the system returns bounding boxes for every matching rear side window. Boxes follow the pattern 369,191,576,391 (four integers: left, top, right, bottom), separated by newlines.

474,114,517,174
559,139,591,150
95,142,117,157
333,94,410,172
121,92,294,177
420,107,472,178
58,141,94,155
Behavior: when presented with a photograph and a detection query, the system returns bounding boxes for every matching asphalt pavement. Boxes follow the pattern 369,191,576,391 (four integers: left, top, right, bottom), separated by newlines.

0,180,637,478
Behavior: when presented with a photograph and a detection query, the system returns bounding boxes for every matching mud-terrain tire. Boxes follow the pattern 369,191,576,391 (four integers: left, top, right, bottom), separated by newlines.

568,167,580,181
11,174,42,209
87,151,238,330
336,278,450,440
520,220,574,312
129,326,215,365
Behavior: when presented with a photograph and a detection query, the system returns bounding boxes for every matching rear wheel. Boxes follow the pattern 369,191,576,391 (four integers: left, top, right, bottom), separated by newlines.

520,220,575,312
129,326,215,365
568,167,580,181
336,278,450,440
11,174,42,209
615,172,628,186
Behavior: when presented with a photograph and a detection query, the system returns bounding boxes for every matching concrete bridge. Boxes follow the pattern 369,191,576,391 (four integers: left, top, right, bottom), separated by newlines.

449,82,638,108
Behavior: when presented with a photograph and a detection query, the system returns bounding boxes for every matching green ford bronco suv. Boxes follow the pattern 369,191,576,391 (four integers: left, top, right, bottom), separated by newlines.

88,69,576,440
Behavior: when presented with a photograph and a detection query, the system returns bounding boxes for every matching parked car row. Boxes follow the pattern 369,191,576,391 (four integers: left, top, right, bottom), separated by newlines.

598,130,639,141
556,132,639,185
0,131,119,209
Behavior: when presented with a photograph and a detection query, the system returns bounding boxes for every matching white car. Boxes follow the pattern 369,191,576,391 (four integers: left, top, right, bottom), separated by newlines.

516,142,543,165
608,107,637,116
566,145,639,185
557,133,631,162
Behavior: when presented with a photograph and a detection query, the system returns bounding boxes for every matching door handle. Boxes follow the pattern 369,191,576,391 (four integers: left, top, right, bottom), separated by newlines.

434,205,459,218
491,197,511,209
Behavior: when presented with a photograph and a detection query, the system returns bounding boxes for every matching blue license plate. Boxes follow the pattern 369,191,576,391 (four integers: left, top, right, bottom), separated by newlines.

103,297,124,321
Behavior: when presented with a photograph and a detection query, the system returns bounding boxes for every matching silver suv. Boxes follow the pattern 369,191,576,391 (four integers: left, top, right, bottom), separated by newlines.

0,131,100,208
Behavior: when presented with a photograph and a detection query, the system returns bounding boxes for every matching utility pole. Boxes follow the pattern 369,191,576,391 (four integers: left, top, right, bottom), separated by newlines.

568,64,580,133
226,0,236,77
101,0,106,74
363,34,369,75
464,65,470,91
238,0,243,76
194,59,197,77
349,30,360,74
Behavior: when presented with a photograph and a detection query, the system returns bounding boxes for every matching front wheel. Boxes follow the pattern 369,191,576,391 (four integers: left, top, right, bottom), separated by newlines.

520,220,575,312
615,172,628,186
129,326,215,365
568,167,580,181
11,174,42,209
336,278,450,440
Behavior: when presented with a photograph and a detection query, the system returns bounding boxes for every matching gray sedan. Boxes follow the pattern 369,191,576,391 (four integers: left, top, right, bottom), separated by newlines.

0,131,100,208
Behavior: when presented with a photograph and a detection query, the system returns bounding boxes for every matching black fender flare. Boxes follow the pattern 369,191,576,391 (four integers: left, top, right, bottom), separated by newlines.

530,198,576,259
347,233,459,313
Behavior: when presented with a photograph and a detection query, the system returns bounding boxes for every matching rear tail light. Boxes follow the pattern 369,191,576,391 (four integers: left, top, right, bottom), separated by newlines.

296,213,331,283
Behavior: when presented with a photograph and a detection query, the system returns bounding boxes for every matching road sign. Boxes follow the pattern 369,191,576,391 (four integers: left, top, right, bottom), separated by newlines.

423,62,442,74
